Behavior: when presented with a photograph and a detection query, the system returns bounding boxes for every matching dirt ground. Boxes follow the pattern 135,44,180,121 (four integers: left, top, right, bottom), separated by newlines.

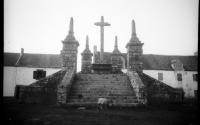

3,97,199,125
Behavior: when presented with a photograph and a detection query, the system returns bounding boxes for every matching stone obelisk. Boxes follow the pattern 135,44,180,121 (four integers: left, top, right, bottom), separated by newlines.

61,17,79,71
81,35,93,72
126,20,144,76
94,16,110,62
115,36,118,50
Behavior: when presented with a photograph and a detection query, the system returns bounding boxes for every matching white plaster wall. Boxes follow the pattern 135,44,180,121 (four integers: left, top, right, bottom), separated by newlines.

3,66,61,96
3,67,15,97
143,70,198,98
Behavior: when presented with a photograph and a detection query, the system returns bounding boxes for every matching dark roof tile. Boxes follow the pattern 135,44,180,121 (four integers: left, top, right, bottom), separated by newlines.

4,53,61,68
94,52,197,71
4,53,20,66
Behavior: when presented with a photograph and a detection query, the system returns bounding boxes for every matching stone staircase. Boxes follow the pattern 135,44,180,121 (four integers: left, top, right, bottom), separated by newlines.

65,73,140,107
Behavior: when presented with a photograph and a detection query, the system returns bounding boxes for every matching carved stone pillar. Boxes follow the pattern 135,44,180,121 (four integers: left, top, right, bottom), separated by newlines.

111,36,122,70
81,36,93,73
126,20,144,76
60,17,79,72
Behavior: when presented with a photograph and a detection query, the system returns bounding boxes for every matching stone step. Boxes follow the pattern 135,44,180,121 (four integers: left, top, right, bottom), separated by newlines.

69,89,134,92
66,98,138,103
72,84,131,87
70,86,133,90
62,102,141,107
68,92,135,96
70,85,133,89
74,75,129,81
73,79,130,82
67,95,137,99
70,88,133,93
68,91,135,96
75,74,127,77
73,81,131,84
72,84,131,88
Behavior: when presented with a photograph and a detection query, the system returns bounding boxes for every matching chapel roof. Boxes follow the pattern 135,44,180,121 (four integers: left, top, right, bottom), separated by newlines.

94,52,198,71
4,53,20,66
4,52,197,71
4,52,61,68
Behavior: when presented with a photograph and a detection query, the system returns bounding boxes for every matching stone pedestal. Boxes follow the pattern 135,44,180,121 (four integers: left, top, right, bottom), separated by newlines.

91,63,112,74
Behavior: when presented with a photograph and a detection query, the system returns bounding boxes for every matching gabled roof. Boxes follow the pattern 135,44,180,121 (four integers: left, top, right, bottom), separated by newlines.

4,53,20,66
4,53,61,68
141,54,197,71
94,52,198,71
4,52,197,71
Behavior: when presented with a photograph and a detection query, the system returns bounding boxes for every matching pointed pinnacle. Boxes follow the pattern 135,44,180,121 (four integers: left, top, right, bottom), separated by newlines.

69,17,74,33
132,20,136,36
115,36,118,49
86,35,89,48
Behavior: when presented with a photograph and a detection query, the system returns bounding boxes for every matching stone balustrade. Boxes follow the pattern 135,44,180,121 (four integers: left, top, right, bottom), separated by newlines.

15,70,66,104
141,73,183,105
28,70,65,87
57,69,76,105
126,71,147,105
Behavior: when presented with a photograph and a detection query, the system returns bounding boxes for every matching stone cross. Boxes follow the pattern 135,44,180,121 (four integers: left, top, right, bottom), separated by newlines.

94,16,110,61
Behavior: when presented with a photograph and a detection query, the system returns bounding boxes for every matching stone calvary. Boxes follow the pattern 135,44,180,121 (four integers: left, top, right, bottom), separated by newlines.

14,16,183,107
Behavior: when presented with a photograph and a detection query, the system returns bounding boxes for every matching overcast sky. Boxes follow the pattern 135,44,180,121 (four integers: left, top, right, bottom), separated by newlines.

4,0,198,72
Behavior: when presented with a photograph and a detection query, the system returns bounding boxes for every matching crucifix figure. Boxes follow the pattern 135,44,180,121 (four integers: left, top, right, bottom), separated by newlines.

94,16,110,61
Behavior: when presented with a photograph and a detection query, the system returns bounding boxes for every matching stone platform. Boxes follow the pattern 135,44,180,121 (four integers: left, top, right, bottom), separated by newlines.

91,63,112,74
65,73,142,107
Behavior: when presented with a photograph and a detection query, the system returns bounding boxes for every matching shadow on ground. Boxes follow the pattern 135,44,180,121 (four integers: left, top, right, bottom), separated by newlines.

3,97,199,125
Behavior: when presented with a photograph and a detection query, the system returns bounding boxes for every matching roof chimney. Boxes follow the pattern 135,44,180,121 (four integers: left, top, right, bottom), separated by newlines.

194,51,198,56
21,48,24,55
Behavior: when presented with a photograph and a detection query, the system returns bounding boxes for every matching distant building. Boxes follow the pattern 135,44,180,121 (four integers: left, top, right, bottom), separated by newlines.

3,48,61,96
4,50,197,98
194,51,198,56
4,17,197,107
94,52,198,98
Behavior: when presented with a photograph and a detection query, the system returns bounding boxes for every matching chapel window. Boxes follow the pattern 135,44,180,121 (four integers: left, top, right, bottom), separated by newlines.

177,73,182,81
158,73,163,81
194,90,198,98
193,74,198,81
33,69,46,80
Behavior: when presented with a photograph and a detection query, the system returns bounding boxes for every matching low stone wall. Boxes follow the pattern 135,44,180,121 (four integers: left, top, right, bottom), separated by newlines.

126,71,147,106
141,73,183,105
16,86,57,104
57,69,75,105
15,70,65,104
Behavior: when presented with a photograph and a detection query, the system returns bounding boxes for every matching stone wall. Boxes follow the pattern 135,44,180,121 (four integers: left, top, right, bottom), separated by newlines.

15,70,65,104
143,70,198,98
126,71,147,105
57,69,75,105
4,66,61,96
141,73,183,105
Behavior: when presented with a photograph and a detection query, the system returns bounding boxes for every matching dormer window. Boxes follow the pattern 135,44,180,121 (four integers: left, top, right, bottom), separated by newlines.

171,59,184,71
